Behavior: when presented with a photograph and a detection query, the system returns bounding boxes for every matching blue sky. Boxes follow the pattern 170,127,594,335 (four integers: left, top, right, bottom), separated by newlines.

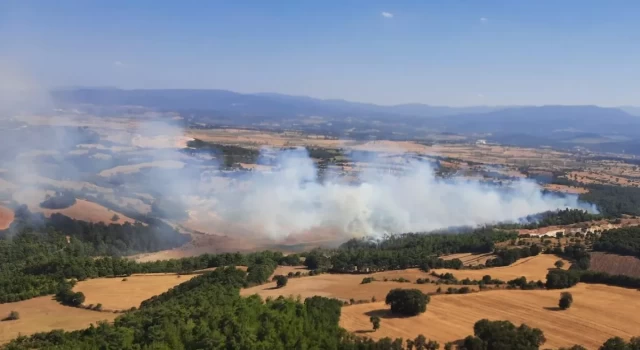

2,0,639,106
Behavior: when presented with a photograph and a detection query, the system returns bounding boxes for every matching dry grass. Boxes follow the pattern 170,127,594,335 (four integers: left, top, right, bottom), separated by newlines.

432,254,570,282
0,205,14,230
73,274,198,311
40,199,138,225
340,283,640,349
441,253,496,266
242,268,475,302
0,296,117,344
590,252,640,278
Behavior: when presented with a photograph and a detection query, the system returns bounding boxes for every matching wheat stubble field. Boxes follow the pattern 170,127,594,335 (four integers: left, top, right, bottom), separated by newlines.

0,297,117,344
340,283,640,349
72,273,198,311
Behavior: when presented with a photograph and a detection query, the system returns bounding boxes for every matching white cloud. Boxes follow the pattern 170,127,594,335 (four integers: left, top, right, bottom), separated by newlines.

381,12,394,18
480,17,488,23
113,61,124,67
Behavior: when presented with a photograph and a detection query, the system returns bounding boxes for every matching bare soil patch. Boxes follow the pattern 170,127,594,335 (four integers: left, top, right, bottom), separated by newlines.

73,274,198,311
40,199,138,225
590,252,640,278
0,205,14,230
0,296,117,344
341,283,640,349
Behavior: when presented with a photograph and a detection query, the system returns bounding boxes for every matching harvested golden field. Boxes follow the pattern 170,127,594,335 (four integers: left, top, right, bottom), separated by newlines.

590,252,640,278
40,199,138,225
0,296,117,344
0,205,14,230
73,274,198,311
340,283,640,349
186,128,348,149
569,170,639,186
441,252,496,266
432,254,569,282
242,268,475,302
543,183,589,194
99,160,185,177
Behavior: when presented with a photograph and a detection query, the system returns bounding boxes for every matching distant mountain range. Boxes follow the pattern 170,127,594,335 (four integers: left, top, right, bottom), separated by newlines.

51,88,503,119
51,88,640,152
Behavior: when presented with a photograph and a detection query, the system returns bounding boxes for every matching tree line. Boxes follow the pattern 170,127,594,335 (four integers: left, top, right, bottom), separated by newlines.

593,226,640,258
306,228,516,273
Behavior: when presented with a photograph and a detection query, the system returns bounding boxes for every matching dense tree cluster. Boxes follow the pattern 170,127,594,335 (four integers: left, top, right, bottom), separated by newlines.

545,269,580,289
598,336,640,350
462,319,546,350
519,209,602,229
385,289,430,316
562,243,591,270
54,285,86,307
486,245,541,267
593,226,640,258
307,228,516,273
579,184,640,217
39,191,77,209
578,270,640,289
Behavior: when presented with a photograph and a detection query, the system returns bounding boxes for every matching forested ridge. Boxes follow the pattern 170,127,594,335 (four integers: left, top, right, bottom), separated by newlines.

309,228,516,273
3,205,189,256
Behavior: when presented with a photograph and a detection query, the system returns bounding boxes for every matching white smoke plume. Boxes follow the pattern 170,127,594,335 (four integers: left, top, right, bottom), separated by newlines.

193,147,595,239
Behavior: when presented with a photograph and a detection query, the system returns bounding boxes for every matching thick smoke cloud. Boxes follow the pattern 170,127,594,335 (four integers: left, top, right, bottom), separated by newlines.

204,148,594,239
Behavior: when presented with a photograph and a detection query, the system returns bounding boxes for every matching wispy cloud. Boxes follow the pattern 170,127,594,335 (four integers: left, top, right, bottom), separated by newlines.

381,12,394,18
113,61,124,67
480,17,488,23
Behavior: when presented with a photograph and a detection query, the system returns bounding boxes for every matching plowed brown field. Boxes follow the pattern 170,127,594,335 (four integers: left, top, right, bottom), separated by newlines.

590,252,640,278
0,205,14,230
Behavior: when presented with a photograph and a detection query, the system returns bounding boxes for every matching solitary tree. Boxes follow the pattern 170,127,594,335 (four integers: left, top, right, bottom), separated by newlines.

385,289,430,316
275,275,288,288
555,260,565,269
369,315,381,331
559,292,573,310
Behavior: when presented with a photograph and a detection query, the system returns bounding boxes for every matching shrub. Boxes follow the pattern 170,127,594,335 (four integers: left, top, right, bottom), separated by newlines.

385,289,430,316
369,316,381,331
559,292,573,310
55,286,85,307
361,277,376,284
2,311,19,321
274,275,288,288
555,260,565,269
